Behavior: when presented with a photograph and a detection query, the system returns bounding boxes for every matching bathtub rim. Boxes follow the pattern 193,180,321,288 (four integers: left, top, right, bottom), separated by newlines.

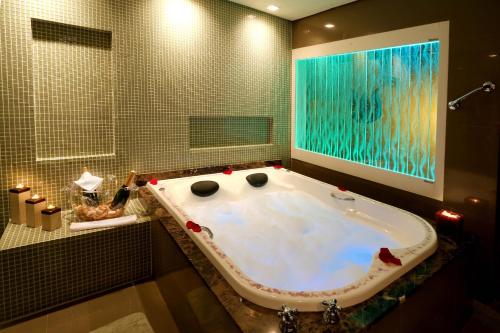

147,167,438,312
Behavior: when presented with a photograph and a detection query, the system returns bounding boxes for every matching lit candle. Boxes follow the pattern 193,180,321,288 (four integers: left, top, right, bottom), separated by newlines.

435,209,463,223
41,204,62,232
8,184,31,225
25,194,47,228
435,208,464,241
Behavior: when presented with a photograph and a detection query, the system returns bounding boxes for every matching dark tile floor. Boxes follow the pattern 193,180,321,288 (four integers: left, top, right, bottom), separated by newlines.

0,282,179,333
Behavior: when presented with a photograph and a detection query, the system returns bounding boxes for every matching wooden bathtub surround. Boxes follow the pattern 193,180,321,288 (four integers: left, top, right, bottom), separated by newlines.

41,206,62,231
25,197,47,228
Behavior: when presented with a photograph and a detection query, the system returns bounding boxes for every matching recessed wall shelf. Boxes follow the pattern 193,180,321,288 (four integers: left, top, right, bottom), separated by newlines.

31,18,115,161
31,19,112,48
189,116,273,149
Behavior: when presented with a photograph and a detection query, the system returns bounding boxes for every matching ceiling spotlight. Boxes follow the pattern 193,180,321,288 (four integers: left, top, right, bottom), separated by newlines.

324,23,335,29
488,53,498,58
266,4,279,12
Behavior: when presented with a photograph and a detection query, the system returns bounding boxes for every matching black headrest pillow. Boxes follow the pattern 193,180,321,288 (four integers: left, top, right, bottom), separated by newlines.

246,173,268,188
191,180,219,197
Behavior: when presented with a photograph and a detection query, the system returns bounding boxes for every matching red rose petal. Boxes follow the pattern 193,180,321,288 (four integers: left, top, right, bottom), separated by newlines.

186,220,202,233
223,168,233,175
273,164,284,169
379,248,402,266
150,178,158,185
337,186,347,192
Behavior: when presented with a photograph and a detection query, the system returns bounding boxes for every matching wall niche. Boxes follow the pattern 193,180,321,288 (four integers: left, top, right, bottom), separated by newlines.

31,19,115,161
189,116,273,149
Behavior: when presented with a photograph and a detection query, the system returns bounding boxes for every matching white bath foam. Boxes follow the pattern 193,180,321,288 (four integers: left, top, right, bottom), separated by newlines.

183,189,402,292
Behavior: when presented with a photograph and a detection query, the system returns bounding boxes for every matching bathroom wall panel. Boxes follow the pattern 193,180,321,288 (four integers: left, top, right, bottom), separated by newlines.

292,0,500,299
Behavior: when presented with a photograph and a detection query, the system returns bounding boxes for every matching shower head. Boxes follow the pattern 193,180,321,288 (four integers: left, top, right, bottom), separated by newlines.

448,81,496,110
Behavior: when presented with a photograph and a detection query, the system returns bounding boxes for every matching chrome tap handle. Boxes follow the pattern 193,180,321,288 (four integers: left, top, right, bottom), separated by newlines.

277,305,298,333
322,299,341,326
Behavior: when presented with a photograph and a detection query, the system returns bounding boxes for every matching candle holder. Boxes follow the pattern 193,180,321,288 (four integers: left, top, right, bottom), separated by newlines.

435,209,464,242
25,195,47,228
41,205,62,231
9,184,31,225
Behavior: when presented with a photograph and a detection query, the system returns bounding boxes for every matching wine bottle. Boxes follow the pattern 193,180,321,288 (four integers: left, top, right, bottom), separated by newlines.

110,171,136,210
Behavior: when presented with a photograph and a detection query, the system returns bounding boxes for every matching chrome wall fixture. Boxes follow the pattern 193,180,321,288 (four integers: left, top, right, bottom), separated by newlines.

448,81,496,110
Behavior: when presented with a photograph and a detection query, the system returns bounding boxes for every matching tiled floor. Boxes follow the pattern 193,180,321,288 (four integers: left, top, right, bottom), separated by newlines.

0,282,179,333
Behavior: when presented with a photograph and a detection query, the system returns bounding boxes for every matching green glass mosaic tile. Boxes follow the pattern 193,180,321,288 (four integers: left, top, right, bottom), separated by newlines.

190,116,273,148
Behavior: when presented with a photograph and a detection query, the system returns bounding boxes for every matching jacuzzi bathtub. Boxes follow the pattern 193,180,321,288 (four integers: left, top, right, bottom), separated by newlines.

148,167,437,312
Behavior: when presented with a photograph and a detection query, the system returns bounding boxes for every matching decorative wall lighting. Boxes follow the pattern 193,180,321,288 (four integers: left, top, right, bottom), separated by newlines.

295,41,440,182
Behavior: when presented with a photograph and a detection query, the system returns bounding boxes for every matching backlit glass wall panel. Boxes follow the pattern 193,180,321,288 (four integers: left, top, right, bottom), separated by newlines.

295,41,440,181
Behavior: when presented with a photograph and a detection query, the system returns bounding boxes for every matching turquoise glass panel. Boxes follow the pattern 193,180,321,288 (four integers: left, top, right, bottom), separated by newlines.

295,41,440,181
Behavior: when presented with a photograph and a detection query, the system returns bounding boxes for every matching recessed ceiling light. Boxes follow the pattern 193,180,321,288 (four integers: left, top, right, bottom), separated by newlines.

267,4,279,12
488,53,498,58
324,23,335,29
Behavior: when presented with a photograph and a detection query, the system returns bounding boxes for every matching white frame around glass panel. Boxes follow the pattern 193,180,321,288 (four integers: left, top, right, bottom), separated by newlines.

291,21,449,201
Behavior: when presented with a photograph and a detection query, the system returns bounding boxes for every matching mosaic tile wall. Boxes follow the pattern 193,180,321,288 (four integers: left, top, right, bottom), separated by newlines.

31,19,115,161
189,116,273,148
0,0,292,234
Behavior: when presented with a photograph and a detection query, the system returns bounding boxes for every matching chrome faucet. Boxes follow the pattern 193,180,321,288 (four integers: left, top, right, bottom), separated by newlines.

277,305,298,333
322,299,341,326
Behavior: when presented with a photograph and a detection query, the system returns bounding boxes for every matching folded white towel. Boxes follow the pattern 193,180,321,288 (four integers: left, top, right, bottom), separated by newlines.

74,171,103,192
69,215,137,232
